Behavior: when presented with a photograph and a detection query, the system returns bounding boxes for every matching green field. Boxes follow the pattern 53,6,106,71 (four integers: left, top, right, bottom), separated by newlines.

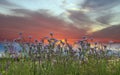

0,55,120,75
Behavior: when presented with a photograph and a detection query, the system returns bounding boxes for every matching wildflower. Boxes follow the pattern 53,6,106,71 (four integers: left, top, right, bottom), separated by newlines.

34,39,38,43
38,42,43,46
103,44,107,49
82,35,88,41
90,37,94,41
47,39,51,43
50,32,54,38
94,42,98,45
78,40,83,45
54,39,58,43
44,36,49,39
82,36,86,39
19,32,22,36
41,39,44,43
13,39,17,42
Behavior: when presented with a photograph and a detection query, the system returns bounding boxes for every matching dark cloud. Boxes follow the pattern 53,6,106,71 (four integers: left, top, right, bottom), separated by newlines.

0,0,20,7
11,9,55,18
96,12,120,25
67,10,94,29
96,13,114,25
92,25,120,40
0,0,14,6
82,0,120,10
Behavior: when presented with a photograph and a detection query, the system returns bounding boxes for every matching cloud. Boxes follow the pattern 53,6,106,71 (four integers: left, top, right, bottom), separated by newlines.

66,10,95,30
0,0,119,43
92,24,120,40
96,13,114,25
12,8,90,31
12,9,53,16
0,9,87,40
0,0,20,8
82,0,120,10
96,12,120,25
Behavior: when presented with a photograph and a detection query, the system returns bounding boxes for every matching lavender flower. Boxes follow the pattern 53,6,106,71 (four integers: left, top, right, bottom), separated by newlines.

34,39,38,43
103,44,107,49
44,36,49,39
82,35,88,41
19,32,23,36
90,37,94,41
94,42,98,45
50,32,54,38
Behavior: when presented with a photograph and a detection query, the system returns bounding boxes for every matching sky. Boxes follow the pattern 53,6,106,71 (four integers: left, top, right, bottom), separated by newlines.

0,0,120,43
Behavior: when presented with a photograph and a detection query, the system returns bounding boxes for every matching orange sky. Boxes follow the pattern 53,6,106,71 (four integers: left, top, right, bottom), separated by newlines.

0,0,120,43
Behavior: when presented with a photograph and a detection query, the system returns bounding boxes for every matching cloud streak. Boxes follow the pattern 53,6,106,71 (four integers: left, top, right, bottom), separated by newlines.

82,0,120,10
0,0,21,8
92,24,120,40
67,10,94,29
96,13,114,25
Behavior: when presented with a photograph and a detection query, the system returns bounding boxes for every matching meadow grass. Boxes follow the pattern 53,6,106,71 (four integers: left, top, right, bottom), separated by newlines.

0,56,120,75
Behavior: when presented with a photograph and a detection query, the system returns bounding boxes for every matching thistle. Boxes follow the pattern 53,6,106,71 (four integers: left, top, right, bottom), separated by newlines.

50,32,54,38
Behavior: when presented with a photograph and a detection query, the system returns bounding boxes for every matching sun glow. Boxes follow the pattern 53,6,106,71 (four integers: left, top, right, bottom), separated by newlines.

87,25,106,34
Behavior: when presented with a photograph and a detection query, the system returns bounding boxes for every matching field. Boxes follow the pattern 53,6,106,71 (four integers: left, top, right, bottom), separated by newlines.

0,33,120,75
0,56,120,75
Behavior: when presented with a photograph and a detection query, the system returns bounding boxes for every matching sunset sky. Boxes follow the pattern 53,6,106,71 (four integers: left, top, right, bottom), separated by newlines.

0,0,120,43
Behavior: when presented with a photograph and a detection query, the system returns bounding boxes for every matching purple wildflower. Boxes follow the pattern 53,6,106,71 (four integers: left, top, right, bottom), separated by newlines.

50,32,54,38
19,32,23,36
